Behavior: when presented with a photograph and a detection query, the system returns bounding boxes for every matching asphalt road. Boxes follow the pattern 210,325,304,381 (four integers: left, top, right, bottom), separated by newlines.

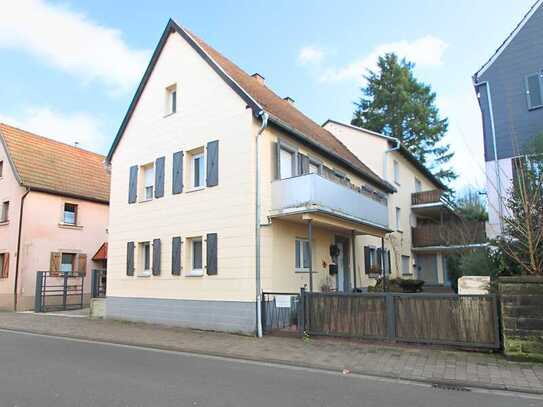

0,330,540,407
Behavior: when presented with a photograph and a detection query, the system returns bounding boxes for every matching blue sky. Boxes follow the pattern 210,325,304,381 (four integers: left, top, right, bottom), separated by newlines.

0,0,536,190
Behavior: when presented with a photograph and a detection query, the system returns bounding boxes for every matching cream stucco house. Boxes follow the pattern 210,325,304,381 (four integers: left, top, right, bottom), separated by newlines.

323,120,487,288
104,20,396,334
0,123,110,310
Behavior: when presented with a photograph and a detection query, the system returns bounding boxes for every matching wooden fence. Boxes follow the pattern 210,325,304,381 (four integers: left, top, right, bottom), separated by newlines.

302,291,500,349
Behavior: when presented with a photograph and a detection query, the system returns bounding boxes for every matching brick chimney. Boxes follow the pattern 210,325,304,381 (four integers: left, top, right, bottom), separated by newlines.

251,73,265,84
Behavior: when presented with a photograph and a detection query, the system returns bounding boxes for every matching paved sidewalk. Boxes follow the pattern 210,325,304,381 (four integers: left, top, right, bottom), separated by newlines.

1,312,542,395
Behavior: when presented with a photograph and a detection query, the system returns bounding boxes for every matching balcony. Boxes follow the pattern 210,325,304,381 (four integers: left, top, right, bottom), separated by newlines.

271,173,389,231
411,190,453,218
412,221,487,248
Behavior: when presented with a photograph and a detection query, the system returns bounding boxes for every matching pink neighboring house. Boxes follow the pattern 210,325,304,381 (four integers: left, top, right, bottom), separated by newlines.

0,123,110,310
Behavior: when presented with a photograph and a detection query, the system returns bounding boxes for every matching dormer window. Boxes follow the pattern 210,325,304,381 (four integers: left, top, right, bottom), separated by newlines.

166,84,177,115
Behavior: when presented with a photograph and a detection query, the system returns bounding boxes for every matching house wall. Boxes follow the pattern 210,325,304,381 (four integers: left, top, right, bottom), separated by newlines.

485,157,514,239
323,122,439,286
15,191,108,310
0,142,26,309
476,4,543,162
258,123,387,293
106,32,258,332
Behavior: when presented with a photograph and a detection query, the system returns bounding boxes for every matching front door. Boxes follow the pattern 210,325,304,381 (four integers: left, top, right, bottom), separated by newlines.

336,242,345,292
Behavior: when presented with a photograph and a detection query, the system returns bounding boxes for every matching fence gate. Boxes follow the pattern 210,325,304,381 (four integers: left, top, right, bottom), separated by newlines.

91,269,106,298
34,271,85,312
261,292,301,336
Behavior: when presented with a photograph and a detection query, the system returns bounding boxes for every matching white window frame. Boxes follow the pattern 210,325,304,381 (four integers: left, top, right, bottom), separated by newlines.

142,164,155,201
1,201,8,223
295,238,311,272
393,160,400,185
138,241,152,276
395,207,402,231
0,253,5,278
415,178,422,193
187,237,204,276
526,72,543,111
63,202,77,225
191,152,205,189
60,252,76,273
165,84,177,115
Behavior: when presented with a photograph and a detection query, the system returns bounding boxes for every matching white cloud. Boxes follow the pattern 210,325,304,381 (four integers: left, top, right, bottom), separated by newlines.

0,108,108,154
0,0,149,93
320,36,447,83
298,46,325,65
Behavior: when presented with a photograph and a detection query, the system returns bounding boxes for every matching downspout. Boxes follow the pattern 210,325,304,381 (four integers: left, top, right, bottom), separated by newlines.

14,188,30,311
255,110,269,338
474,80,503,233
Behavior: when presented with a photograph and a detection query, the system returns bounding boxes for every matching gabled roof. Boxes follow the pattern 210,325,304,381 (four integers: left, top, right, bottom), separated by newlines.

0,123,110,203
323,119,447,191
106,19,394,193
474,0,543,79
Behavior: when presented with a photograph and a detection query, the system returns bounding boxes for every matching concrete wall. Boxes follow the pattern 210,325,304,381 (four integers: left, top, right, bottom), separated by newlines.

499,276,543,362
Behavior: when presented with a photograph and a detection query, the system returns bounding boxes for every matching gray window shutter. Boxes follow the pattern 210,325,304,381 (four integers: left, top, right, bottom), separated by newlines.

206,140,219,187
128,166,138,204
206,233,218,275
172,236,182,275
127,242,135,276
155,156,165,198
386,250,391,274
364,246,370,274
377,248,383,270
152,238,161,276
526,73,543,109
172,151,184,194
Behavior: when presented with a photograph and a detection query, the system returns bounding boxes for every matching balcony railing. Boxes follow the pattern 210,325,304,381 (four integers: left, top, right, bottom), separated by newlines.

411,190,444,206
271,173,389,229
412,221,487,248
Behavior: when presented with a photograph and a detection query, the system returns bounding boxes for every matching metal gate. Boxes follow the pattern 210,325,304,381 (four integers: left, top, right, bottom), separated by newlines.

91,269,106,298
34,271,85,312
261,292,301,336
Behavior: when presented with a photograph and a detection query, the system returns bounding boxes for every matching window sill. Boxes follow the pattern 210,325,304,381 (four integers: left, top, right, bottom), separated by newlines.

186,270,204,277
0,220,9,226
163,112,177,118
185,186,206,194
136,271,152,278
295,269,317,273
58,222,83,230
395,229,403,234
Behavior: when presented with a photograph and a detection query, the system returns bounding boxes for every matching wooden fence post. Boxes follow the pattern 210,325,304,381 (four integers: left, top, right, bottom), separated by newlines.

385,293,396,340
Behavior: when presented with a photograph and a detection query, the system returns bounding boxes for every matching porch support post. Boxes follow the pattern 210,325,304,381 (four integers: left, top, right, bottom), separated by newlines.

351,231,357,291
381,237,386,292
308,219,313,292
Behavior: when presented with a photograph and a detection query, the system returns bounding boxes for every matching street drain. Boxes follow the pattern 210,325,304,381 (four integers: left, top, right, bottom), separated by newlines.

432,383,471,392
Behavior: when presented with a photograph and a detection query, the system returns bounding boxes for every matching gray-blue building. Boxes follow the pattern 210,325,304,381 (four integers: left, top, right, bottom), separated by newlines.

473,0,543,236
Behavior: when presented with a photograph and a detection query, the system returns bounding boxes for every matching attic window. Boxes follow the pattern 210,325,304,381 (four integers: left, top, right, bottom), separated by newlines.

166,84,177,115
526,72,543,110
